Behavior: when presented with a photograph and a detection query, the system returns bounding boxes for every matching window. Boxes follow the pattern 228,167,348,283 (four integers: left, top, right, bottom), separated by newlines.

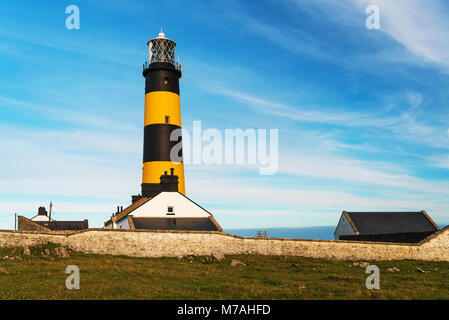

167,206,175,215
165,115,170,124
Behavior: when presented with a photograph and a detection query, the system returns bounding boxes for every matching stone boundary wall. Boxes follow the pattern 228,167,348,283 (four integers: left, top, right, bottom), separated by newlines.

1,227,449,261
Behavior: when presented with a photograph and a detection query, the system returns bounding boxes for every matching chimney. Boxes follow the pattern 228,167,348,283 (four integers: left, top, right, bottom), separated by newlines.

132,195,142,203
38,206,48,216
160,168,179,192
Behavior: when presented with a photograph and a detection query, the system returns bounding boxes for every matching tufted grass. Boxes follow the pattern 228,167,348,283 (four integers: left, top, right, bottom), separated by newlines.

0,243,449,299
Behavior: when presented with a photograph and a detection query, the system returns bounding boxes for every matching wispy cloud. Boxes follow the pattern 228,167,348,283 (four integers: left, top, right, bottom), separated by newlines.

353,0,449,71
290,0,449,72
0,124,140,156
0,28,140,67
280,153,449,195
0,124,140,198
189,166,449,226
233,15,341,63
213,87,449,148
428,154,449,170
215,88,359,123
0,94,139,132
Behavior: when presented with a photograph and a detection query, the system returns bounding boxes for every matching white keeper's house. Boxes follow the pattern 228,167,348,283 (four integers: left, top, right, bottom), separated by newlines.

104,170,222,232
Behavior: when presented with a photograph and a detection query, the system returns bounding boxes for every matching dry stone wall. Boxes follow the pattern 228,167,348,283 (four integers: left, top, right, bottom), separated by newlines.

1,228,449,261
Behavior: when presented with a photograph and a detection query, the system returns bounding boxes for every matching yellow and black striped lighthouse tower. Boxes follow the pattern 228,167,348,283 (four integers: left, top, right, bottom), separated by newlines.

141,30,185,197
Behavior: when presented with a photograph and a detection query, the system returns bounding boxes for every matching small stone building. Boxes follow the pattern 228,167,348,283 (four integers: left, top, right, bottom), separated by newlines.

18,207,88,232
334,210,440,243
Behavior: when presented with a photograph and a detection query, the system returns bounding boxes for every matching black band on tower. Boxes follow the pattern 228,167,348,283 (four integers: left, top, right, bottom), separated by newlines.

144,62,181,94
143,124,183,162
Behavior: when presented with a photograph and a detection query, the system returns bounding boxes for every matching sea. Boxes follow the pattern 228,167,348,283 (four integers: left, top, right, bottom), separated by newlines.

224,226,336,240
225,224,449,240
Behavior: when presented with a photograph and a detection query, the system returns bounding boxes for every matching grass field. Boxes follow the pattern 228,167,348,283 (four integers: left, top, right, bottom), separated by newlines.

0,243,449,300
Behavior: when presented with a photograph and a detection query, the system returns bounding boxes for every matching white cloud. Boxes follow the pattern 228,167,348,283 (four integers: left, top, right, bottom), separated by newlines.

0,28,140,67
428,154,449,170
0,124,140,156
291,0,449,72
0,95,139,132
2,120,449,229
355,0,449,71
0,125,140,198
235,15,341,63
213,86,449,150
280,153,449,195
188,166,449,221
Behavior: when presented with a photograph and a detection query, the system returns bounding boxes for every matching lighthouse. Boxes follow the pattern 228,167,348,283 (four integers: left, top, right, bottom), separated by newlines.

141,30,185,197
103,30,222,232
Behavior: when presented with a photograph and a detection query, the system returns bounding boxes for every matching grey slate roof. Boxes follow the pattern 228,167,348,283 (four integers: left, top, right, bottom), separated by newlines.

132,217,220,231
35,220,88,231
346,211,439,235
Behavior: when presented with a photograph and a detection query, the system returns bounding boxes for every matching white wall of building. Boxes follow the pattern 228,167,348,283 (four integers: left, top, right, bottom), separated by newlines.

131,192,211,218
31,215,53,222
116,217,130,230
108,192,213,230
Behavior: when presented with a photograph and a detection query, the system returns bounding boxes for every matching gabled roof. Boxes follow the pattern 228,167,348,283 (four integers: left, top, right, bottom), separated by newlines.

343,211,439,235
104,197,151,226
103,192,222,231
130,192,213,218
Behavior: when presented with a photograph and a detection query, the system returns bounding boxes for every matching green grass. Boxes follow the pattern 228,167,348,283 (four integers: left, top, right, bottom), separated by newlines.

1,244,449,299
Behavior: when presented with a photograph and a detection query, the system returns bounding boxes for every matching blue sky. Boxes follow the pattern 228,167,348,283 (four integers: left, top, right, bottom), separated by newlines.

1,0,449,229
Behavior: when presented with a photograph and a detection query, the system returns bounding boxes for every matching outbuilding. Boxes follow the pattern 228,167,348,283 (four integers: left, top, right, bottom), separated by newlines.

18,206,88,232
334,210,440,243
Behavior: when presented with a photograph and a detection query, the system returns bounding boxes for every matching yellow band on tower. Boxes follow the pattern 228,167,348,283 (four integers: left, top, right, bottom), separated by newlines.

144,91,181,127
142,161,185,195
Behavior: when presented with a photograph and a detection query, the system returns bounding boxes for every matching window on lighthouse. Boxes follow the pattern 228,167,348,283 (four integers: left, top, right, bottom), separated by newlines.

165,116,170,124
167,206,174,215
